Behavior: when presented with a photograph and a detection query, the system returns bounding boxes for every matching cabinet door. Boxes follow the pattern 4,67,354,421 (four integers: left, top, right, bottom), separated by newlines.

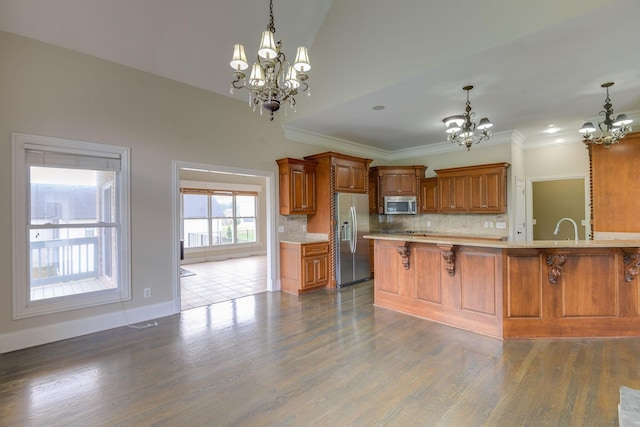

398,174,417,194
316,254,329,285
469,171,502,211
291,169,307,212
483,171,502,211
277,158,316,215
303,169,316,212
439,175,467,212
420,178,438,213
303,257,319,288
335,163,352,191
303,255,328,289
335,161,367,193
350,164,367,192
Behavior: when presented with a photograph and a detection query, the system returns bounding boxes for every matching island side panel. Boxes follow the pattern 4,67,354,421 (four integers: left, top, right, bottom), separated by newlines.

373,239,504,339
504,247,640,338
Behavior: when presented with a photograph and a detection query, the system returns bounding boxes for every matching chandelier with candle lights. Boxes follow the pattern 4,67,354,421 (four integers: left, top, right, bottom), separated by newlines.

229,0,311,121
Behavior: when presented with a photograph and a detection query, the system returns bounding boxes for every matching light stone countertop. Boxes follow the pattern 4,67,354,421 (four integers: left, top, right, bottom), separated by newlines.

365,233,640,249
279,235,329,244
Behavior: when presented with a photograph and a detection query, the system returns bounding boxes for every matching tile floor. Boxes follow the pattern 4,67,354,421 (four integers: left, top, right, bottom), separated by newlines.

180,255,267,311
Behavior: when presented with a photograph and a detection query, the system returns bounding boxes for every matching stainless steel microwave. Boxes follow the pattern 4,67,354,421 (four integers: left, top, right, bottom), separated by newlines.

384,196,417,215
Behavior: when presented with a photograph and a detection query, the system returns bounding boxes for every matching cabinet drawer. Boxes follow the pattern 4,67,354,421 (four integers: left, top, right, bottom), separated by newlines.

302,242,328,257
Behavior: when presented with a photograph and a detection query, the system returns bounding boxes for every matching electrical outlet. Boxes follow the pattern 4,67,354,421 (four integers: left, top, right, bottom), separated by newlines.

143,288,151,298
496,222,507,229
278,226,284,233
302,225,307,232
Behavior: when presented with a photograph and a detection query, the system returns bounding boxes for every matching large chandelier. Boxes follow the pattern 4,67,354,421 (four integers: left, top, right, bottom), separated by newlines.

443,85,493,151
579,82,633,147
229,0,311,121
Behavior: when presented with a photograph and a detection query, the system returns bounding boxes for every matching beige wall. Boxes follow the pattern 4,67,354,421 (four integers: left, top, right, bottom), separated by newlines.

524,142,589,177
532,179,586,240
0,31,323,345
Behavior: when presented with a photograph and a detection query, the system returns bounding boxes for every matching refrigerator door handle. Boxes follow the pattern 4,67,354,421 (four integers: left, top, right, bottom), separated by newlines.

350,206,357,253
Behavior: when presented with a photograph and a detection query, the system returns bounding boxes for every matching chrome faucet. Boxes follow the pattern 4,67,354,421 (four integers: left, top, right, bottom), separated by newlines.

553,217,578,243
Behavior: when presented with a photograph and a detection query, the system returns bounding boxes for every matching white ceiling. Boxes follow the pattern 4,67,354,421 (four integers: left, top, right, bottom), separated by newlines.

1,0,639,157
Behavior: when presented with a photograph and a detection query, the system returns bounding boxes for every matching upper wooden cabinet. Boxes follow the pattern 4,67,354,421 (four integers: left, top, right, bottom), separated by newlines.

276,158,317,215
435,162,510,213
419,178,438,213
334,157,368,192
373,166,425,197
304,152,372,194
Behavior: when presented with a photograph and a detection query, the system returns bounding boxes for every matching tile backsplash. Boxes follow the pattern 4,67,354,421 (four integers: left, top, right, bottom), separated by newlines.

371,213,509,238
280,213,509,240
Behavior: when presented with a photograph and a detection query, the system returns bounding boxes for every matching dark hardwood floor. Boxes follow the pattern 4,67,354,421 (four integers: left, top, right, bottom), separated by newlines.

1,281,639,426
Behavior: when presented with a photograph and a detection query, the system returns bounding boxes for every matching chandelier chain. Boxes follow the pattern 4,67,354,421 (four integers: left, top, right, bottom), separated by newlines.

267,0,276,34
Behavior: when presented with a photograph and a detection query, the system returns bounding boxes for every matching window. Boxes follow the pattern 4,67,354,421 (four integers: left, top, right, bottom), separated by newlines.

182,189,257,248
12,134,130,318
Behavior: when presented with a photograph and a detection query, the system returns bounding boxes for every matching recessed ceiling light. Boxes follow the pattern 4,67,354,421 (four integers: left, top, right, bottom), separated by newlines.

372,105,385,110
544,124,559,134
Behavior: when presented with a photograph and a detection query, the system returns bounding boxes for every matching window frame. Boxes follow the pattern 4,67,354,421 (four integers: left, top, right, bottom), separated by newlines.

12,133,131,319
181,188,258,248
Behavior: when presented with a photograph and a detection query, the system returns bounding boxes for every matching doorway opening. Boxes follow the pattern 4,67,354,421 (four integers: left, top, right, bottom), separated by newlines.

172,161,277,313
527,175,590,241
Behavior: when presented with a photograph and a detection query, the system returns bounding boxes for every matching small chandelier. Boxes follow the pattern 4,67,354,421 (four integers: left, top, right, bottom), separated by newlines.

443,85,493,151
229,0,311,121
579,82,633,147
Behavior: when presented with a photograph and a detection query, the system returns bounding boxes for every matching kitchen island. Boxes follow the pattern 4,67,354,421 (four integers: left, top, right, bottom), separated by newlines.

366,233,640,339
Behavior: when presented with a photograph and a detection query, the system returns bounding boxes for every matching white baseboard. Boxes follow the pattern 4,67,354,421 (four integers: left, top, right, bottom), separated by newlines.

0,301,175,354
182,250,266,265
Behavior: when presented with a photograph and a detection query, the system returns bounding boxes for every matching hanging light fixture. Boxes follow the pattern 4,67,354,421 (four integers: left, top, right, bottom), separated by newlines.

229,0,311,121
579,82,633,147
442,85,493,151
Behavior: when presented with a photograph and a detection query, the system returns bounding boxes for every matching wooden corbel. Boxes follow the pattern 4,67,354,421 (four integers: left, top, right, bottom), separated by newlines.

438,245,456,277
545,252,567,284
397,242,411,270
622,249,640,282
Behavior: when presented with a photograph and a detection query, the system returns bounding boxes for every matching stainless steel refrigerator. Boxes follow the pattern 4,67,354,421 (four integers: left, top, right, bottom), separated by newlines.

335,192,370,288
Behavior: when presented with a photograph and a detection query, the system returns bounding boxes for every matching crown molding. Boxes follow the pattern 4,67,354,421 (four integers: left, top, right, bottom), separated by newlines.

284,111,639,159
282,127,392,160
283,127,517,161
522,129,583,150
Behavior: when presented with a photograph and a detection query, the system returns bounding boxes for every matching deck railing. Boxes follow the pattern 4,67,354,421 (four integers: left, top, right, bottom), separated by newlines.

30,236,99,286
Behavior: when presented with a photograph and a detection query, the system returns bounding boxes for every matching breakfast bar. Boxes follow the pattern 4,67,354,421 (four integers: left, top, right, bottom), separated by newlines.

366,233,640,339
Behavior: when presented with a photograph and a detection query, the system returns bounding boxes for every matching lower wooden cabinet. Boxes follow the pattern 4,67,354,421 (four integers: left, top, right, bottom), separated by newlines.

280,241,329,294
